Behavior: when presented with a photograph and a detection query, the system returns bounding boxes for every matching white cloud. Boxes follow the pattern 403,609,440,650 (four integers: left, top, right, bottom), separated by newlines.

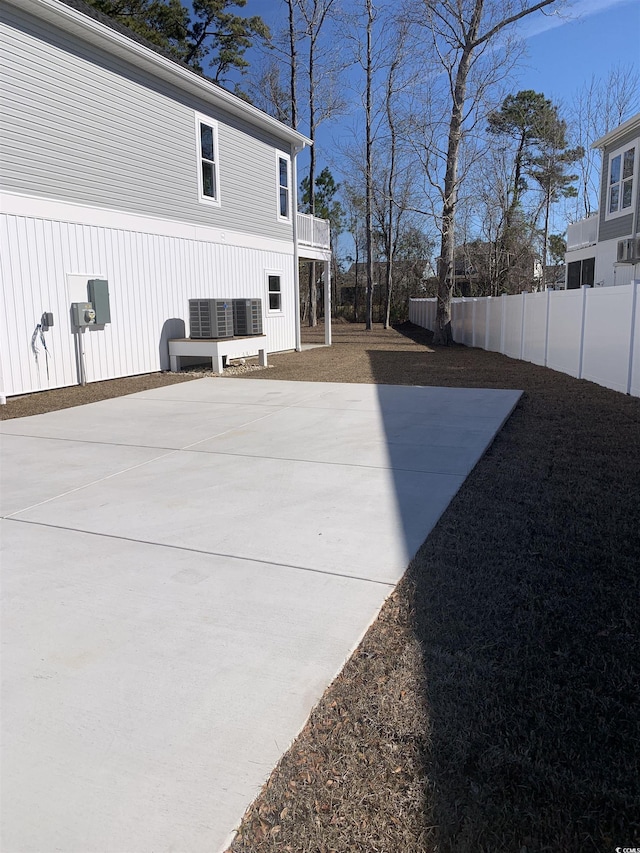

518,0,636,39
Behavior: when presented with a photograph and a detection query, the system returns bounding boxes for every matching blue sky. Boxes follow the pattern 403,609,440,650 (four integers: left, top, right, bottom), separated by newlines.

245,0,639,247
515,0,640,107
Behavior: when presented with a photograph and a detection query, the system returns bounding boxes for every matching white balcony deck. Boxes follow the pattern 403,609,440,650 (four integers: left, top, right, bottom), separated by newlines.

297,212,331,259
567,215,598,251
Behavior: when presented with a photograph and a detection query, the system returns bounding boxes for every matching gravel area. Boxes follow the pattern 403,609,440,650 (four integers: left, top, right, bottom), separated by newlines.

3,322,639,853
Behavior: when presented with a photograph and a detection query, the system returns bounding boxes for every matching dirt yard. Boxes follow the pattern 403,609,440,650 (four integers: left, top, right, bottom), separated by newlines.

3,322,639,853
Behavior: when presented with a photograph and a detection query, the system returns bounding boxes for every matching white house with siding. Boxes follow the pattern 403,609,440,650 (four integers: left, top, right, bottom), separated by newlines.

565,112,640,289
0,0,331,399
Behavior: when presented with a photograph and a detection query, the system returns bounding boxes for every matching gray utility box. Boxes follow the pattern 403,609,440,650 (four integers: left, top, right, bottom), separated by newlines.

88,279,111,324
189,299,234,338
72,302,96,327
232,299,263,336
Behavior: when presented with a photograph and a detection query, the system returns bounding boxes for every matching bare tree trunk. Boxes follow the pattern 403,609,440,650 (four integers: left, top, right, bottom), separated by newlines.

430,0,559,344
434,44,476,345
365,0,374,330
286,0,297,129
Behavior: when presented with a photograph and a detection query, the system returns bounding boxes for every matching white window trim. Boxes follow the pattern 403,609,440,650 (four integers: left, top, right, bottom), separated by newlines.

604,140,637,221
276,152,291,222
265,269,284,314
195,113,221,207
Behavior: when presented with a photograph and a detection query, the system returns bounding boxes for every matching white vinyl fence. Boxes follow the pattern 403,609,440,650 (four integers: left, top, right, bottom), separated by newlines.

409,283,640,397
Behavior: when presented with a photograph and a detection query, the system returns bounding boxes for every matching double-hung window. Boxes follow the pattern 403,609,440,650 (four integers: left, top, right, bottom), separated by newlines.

196,114,220,206
277,154,291,221
267,273,282,312
606,142,636,219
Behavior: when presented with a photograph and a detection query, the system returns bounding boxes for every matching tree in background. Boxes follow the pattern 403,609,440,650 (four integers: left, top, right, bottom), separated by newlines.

529,124,582,271
85,0,269,88
487,90,580,289
548,233,566,266
301,168,345,317
408,0,560,344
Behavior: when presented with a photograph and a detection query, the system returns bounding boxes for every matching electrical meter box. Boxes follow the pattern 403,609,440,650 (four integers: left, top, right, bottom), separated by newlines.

72,302,96,327
232,299,263,336
88,279,111,324
189,299,234,338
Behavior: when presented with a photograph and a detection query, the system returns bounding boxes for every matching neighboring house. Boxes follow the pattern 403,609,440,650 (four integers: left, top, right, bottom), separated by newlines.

0,0,331,398
451,242,542,296
565,112,640,289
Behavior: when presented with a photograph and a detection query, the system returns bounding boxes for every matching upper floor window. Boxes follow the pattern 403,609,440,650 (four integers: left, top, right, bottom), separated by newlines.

606,141,636,220
196,114,220,206
277,154,291,221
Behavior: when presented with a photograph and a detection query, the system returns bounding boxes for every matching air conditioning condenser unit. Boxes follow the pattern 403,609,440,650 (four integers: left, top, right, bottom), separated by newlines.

233,299,263,336
189,299,234,338
616,237,640,264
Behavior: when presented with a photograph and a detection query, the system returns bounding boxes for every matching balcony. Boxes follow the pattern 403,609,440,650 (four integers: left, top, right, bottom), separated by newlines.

567,214,598,251
297,212,331,255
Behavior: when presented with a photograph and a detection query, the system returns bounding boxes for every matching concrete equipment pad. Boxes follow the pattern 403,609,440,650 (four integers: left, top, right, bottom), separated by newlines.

1,378,521,853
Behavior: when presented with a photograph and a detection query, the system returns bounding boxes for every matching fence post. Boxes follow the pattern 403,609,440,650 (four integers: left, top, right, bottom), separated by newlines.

627,280,639,395
485,297,490,350
500,293,507,354
577,284,589,380
544,288,551,367
520,291,527,361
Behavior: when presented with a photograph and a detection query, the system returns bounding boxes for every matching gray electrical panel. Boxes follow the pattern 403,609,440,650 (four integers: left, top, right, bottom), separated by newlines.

232,299,263,336
189,299,234,338
88,279,111,324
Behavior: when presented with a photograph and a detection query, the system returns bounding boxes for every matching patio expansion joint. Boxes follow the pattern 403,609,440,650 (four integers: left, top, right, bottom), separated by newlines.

2,517,398,589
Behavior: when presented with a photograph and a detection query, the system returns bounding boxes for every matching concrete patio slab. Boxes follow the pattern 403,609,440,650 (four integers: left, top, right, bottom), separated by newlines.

1,378,522,853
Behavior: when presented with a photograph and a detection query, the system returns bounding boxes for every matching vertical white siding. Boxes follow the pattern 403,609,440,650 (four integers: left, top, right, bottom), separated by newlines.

1,213,296,397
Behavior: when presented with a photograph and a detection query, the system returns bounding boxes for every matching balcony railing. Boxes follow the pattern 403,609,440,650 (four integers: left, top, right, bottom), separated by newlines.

297,212,330,251
567,214,598,251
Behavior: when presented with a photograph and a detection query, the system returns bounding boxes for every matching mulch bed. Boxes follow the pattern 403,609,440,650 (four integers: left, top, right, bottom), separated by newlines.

3,322,639,852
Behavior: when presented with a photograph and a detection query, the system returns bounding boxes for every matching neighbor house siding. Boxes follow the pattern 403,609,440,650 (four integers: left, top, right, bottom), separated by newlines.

0,3,294,244
598,125,639,242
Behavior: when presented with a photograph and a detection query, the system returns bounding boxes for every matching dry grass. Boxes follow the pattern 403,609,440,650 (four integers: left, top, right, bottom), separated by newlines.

3,322,639,852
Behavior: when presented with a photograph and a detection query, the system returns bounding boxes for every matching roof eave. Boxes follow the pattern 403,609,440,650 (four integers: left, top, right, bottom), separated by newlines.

591,112,640,150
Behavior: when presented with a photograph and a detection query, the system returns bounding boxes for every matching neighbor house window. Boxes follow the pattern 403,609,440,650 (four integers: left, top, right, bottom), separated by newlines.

267,273,282,311
606,142,636,219
277,154,290,220
567,257,595,289
195,114,220,205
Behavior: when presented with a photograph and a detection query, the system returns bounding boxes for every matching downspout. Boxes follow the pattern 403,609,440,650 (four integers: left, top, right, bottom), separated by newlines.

292,141,305,352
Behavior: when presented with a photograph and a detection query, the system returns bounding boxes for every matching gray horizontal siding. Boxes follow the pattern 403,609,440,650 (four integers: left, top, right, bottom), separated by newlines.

598,125,639,242
0,4,294,243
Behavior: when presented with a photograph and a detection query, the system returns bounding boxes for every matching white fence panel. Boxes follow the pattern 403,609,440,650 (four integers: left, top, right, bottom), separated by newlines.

547,289,584,378
631,283,640,397
486,297,503,352
503,294,524,359
522,291,548,366
582,284,636,394
450,300,464,342
473,298,488,349
408,285,640,397
462,299,476,347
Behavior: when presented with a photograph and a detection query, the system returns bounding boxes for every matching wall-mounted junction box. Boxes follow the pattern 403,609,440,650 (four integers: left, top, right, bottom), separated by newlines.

72,302,96,327
88,279,111,324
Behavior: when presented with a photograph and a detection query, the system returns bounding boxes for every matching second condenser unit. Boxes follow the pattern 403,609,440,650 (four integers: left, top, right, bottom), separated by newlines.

189,299,234,338
232,299,263,336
